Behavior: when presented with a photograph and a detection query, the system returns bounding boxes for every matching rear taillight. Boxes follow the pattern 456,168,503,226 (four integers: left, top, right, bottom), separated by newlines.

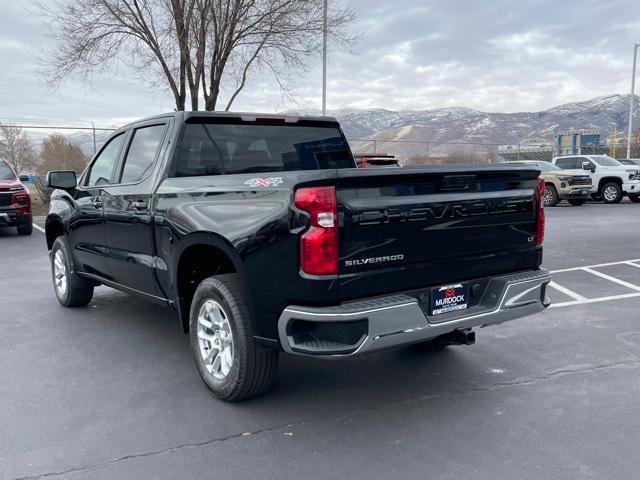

294,186,338,276
12,192,31,213
535,178,545,246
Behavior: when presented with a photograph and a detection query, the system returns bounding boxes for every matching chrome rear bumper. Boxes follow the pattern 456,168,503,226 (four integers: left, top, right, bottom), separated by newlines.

278,269,551,357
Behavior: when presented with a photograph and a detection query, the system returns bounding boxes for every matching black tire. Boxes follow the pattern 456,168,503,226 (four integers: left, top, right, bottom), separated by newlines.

629,194,640,203
17,220,33,235
50,236,94,307
189,274,279,402
568,199,586,206
600,182,622,204
543,184,559,207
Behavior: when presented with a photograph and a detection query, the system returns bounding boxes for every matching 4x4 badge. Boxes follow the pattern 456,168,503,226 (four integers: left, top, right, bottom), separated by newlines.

244,177,283,188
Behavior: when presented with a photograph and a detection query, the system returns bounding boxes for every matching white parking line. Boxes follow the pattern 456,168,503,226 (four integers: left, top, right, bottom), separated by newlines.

551,259,640,274
33,223,45,234
548,281,587,302
548,258,640,308
551,292,640,308
582,267,640,292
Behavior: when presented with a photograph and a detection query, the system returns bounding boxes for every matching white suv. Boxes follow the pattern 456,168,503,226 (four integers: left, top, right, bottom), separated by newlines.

551,155,640,203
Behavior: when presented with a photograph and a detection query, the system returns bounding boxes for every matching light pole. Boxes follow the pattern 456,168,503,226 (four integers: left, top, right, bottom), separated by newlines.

627,43,640,159
321,0,328,116
91,121,97,154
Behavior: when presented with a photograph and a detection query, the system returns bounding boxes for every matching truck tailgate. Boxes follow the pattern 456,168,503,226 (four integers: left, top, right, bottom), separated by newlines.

336,165,542,301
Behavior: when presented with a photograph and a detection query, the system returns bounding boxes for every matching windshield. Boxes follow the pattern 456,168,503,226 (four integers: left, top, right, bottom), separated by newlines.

0,161,16,181
591,155,622,167
536,162,561,172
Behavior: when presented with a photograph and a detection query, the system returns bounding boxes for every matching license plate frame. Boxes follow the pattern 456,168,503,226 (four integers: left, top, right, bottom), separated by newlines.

430,283,469,316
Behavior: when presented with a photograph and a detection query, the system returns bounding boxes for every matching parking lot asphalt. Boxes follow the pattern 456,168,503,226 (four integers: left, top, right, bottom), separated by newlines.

2,202,640,480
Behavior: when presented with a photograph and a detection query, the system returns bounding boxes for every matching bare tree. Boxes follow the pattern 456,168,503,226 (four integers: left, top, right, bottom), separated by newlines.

443,145,491,164
32,178,54,207
33,134,90,206
0,123,37,174
40,0,357,111
406,145,494,165
37,134,89,175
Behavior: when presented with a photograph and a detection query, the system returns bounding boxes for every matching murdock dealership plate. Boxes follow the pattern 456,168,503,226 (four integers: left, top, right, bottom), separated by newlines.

430,283,469,316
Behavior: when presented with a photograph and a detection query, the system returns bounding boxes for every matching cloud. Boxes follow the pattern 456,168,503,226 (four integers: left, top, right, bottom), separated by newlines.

0,0,638,124
0,37,24,49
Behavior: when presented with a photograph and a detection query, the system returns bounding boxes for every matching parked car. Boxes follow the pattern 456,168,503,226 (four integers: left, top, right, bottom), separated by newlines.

354,154,400,168
551,155,640,204
511,160,591,206
0,160,33,235
45,112,550,401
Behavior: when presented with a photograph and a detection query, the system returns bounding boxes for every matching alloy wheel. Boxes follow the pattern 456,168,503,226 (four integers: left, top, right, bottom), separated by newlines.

197,299,235,380
543,187,554,207
53,250,68,297
603,185,619,202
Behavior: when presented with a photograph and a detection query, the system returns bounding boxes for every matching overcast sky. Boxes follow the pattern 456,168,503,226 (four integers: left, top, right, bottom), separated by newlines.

1,0,639,126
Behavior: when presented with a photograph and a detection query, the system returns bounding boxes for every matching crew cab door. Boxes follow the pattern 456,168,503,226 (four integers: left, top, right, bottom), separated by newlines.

69,132,127,278
102,121,170,296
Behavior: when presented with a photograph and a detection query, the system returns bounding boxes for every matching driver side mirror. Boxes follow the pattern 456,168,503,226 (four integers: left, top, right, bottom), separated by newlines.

582,161,596,173
47,170,77,190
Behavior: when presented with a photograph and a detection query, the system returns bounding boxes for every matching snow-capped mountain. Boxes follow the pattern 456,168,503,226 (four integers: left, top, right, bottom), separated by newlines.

286,94,637,156
22,94,638,160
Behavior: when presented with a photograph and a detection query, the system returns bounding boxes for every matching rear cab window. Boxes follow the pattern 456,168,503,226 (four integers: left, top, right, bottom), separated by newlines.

171,120,354,177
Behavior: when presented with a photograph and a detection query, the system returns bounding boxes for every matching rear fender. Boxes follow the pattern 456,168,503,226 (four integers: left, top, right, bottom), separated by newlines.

172,232,247,332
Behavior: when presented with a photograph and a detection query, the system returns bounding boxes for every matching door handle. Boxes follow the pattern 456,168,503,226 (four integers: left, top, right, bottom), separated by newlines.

131,201,147,210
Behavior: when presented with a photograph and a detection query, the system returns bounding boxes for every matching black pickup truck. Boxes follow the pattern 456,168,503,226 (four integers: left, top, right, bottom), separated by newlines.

45,112,550,401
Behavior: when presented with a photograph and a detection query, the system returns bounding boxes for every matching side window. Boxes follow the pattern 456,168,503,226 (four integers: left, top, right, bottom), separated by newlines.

555,157,575,169
120,124,167,183
579,157,594,169
86,133,126,187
